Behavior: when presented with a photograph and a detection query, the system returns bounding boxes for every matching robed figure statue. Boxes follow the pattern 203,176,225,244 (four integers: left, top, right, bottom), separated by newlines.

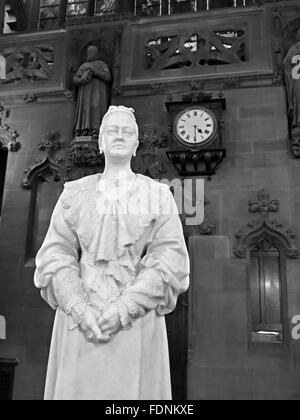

34,106,190,400
73,45,112,139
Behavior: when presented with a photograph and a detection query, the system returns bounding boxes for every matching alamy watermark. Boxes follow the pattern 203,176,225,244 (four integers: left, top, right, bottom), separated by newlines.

98,177,205,226
0,315,6,339
0,55,6,80
292,55,300,80
291,315,300,340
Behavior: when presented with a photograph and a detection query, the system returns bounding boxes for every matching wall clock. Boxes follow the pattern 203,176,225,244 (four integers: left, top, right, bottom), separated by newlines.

165,96,227,177
174,106,218,149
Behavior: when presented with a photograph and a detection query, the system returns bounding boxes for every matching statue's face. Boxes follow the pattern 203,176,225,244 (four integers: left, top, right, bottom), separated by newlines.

100,112,139,160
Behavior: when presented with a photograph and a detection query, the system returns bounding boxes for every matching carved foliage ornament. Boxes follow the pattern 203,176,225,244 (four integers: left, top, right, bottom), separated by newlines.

0,45,55,85
234,190,298,259
198,197,216,236
69,138,105,169
290,125,300,159
0,104,21,152
22,132,70,189
137,125,168,178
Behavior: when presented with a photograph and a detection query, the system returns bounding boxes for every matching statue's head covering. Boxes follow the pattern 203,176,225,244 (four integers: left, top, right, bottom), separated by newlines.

99,106,139,141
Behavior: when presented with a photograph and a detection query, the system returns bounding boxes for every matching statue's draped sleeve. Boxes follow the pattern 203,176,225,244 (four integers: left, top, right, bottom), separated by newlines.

34,193,88,329
92,60,111,82
114,188,190,329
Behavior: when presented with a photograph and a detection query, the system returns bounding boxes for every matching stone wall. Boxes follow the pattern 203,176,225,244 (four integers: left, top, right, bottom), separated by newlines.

0,100,75,400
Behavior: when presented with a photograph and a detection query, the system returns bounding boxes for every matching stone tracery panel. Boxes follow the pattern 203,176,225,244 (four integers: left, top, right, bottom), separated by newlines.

145,29,246,71
0,45,55,85
0,31,67,97
122,8,273,86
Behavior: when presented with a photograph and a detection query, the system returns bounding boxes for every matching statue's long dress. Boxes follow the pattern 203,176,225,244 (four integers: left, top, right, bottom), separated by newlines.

34,174,190,400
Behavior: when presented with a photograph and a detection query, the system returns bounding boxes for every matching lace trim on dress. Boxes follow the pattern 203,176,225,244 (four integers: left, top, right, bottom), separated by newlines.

58,174,169,314
52,268,88,314
60,174,164,265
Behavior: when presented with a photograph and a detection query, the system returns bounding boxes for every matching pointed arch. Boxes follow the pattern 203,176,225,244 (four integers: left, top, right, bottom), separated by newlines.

234,219,299,260
22,132,69,265
234,190,298,344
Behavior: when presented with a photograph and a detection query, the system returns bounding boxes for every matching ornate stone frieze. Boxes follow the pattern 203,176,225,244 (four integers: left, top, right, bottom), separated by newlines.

0,45,55,85
145,30,246,72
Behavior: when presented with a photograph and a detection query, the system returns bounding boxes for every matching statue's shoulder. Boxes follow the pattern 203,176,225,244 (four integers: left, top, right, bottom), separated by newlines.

60,174,98,208
63,174,98,192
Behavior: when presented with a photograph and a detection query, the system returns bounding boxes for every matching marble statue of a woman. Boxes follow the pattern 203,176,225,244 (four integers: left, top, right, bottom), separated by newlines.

34,106,190,400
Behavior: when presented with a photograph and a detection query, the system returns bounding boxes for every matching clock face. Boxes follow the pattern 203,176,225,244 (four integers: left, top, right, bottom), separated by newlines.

175,107,217,148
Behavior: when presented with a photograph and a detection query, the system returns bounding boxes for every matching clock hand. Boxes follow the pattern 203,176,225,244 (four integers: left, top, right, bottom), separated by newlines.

194,125,197,142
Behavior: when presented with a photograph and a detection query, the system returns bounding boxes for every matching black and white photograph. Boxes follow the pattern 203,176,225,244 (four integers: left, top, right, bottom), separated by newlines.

0,0,300,403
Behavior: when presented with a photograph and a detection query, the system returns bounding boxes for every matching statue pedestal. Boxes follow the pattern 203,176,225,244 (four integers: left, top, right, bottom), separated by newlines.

72,136,94,144
70,136,104,169
187,236,248,400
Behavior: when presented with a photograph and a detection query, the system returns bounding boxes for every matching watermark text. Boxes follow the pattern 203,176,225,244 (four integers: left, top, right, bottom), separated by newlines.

0,55,6,80
292,55,300,80
292,315,300,340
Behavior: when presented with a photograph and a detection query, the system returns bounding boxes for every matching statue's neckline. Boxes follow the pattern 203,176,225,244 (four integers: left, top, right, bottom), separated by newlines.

96,173,139,192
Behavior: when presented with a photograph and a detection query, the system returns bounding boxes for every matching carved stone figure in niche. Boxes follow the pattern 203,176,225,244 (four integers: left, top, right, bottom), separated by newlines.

73,45,112,139
283,29,300,131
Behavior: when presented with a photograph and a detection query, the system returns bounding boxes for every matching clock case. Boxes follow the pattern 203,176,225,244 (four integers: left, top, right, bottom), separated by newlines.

165,96,227,177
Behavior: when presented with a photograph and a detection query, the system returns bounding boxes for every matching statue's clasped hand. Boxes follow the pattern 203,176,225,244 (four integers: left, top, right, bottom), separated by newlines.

78,306,110,344
78,304,122,344
97,304,122,339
